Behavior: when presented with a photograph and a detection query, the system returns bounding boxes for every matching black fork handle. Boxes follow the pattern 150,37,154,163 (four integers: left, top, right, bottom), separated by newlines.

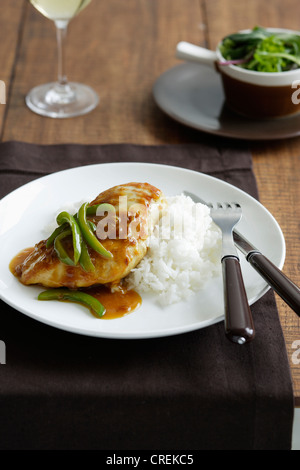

247,252,300,316
222,256,255,344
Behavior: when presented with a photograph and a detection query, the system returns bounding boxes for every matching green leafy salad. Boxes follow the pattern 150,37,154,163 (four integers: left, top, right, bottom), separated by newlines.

219,26,300,72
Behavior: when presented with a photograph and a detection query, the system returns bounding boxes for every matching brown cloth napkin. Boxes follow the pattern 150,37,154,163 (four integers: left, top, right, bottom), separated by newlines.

0,141,294,450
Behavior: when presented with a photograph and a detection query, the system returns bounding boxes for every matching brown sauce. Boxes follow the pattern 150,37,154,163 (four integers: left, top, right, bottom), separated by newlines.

9,247,142,320
83,285,142,320
9,247,35,276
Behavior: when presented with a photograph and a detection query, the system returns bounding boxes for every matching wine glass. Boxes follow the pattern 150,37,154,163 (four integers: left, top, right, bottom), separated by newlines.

26,0,99,118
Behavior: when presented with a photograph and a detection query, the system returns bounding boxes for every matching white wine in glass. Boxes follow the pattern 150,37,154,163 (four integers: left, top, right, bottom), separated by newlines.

26,0,99,118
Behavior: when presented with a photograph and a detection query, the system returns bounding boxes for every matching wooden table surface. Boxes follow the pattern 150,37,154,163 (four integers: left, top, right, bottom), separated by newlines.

1,0,299,405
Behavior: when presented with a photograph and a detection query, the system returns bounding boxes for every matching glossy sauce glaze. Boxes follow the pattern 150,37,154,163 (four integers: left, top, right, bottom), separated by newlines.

82,285,142,320
10,247,142,320
9,247,35,275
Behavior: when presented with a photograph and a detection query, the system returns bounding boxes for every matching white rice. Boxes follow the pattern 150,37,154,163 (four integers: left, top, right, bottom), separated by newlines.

126,194,222,306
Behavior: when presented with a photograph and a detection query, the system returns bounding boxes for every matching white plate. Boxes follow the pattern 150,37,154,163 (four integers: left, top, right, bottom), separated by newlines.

0,163,285,339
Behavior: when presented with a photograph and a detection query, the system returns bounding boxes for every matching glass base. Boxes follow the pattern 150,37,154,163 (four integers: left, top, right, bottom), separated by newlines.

25,82,99,118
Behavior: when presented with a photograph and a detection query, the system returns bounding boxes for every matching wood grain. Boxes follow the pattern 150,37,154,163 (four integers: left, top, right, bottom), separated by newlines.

0,0,27,136
204,0,300,404
2,0,205,144
0,0,299,404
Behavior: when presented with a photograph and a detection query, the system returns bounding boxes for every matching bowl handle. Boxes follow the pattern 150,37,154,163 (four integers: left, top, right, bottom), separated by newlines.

176,41,217,66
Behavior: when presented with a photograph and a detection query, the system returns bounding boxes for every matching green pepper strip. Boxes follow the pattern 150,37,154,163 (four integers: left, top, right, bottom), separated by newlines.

73,214,96,233
52,228,95,272
46,223,68,248
54,229,77,266
86,203,115,216
88,220,97,232
78,202,113,259
75,216,96,272
46,219,95,271
56,211,82,265
38,289,106,318
46,204,113,248
46,203,114,270
79,240,95,272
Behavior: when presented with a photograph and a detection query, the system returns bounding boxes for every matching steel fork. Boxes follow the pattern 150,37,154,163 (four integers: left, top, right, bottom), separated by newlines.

208,202,255,344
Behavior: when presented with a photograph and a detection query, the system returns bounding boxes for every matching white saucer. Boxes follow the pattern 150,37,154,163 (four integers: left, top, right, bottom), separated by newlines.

153,63,300,140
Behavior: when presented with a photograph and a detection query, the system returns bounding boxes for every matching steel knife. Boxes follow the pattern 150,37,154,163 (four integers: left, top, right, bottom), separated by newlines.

183,191,300,316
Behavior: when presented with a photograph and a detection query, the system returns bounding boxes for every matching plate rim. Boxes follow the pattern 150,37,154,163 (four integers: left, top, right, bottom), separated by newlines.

0,161,286,339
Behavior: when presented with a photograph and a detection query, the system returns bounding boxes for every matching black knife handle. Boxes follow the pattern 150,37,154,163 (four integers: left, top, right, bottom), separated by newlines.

247,252,300,316
222,256,255,344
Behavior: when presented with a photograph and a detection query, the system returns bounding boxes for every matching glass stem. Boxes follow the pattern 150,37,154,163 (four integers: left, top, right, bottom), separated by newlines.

55,20,69,87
